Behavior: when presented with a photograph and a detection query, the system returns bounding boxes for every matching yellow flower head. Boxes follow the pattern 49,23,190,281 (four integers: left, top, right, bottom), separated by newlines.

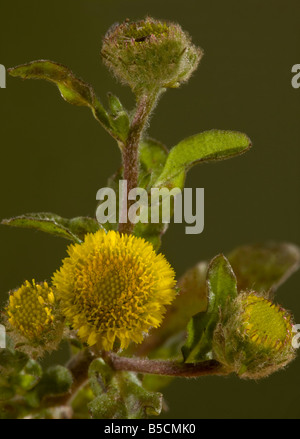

52,230,176,350
6,280,56,343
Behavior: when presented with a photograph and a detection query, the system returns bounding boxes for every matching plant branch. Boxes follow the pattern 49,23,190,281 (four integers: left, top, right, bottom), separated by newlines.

118,91,160,234
104,352,227,378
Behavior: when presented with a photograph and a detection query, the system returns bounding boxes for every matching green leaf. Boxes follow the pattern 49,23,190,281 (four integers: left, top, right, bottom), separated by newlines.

14,374,38,392
89,391,127,419
34,365,73,400
139,138,169,188
23,359,43,379
133,138,173,249
107,93,130,143
133,222,167,251
71,385,94,419
182,254,238,363
66,216,101,240
0,348,29,375
1,213,100,243
14,359,43,391
88,358,113,397
8,60,126,143
122,372,162,418
88,358,162,419
154,130,252,188
228,242,300,296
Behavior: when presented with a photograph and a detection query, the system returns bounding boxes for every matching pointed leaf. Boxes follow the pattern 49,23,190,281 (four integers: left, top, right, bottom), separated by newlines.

1,213,100,243
154,130,252,188
182,254,237,363
8,60,126,143
228,242,300,296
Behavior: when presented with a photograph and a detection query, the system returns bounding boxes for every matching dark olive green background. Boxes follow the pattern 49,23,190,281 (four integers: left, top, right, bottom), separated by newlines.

1,0,299,419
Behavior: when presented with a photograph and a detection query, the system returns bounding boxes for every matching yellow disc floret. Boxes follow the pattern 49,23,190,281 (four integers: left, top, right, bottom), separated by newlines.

241,294,293,351
52,230,176,350
6,280,56,343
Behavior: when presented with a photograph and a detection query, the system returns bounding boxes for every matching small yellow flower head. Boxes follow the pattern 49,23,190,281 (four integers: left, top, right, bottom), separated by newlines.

101,17,203,94
213,292,296,379
6,280,56,345
52,230,176,351
241,294,293,351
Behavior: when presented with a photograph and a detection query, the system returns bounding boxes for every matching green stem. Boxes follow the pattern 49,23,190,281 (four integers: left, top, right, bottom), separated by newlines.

118,91,160,235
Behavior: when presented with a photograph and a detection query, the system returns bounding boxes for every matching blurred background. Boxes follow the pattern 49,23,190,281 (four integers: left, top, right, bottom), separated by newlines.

0,0,299,419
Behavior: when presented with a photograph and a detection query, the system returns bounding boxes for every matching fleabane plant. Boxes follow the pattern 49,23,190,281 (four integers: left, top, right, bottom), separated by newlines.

0,17,299,419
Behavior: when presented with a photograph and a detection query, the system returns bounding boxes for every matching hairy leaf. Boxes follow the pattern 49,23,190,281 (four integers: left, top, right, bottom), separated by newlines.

139,138,169,187
182,254,237,363
33,365,73,400
154,130,252,188
107,92,130,143
134,138,172,248
0,348,29,375
1,213,100,243
88,358,162,419
228,242,300,296
8,60,128,143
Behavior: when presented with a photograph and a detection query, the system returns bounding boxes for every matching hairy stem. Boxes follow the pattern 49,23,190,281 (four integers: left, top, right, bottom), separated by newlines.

118,92,159,235
104,352,227,378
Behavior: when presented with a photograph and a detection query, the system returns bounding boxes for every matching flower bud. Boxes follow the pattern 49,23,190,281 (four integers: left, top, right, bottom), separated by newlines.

212,292,296,379
101,17,203,94
6,280,63,354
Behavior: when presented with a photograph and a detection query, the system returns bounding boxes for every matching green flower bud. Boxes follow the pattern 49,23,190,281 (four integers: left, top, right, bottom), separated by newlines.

212,292,296,379
101,17,203,94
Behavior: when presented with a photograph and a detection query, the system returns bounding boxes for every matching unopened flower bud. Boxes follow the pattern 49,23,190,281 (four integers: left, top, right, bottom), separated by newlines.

213,292,296,379
101,17,203,94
